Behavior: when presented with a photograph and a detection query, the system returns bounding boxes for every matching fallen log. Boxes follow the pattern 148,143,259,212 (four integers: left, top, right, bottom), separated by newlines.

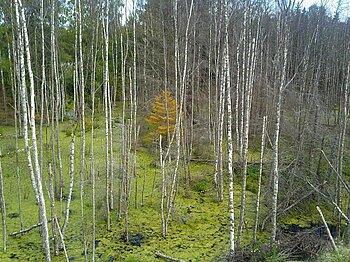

155,252,185,262
189,158,271,165
316,206,337,251
9,219,53,236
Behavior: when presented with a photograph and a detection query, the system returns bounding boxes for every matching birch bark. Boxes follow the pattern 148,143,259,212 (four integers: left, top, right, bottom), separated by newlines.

271,6,289,244
224,0,234,252
253,116,267,243
0,150,6,253
16,0,51,259
103,0,111,232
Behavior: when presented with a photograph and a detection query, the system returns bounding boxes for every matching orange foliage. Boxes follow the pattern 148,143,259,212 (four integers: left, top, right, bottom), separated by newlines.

145,90,177,142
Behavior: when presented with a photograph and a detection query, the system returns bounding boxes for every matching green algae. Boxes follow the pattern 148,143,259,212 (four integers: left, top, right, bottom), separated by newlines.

0,121,337,262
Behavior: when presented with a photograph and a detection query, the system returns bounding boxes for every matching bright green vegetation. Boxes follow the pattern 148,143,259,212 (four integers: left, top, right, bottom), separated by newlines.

0,120,347,261
317,246,350,262
0,121,266,261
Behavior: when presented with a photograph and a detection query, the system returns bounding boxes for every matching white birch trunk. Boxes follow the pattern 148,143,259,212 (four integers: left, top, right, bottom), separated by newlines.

340,63,350,242
10,41,24,229
14,0,39,205
224,0,234,251
103,0,111,232
77,0,87,256
253,116,267,243
0,150,6,253
160,135,167,236
17,0,51,259
271,11,289,244
237,5,258,247
165,0,194,236
39,0,46,189
218,42,226,202
48,164,58,255
90,19,98,260
208,16,212,147
119,31,127,222
62,134,75,236
132,0,137,209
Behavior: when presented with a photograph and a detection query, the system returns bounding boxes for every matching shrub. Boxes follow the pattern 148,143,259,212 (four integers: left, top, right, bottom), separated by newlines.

192,175,210,193
264,246,286,262
246,181,258,194
318,246,350,262
193,180,209,193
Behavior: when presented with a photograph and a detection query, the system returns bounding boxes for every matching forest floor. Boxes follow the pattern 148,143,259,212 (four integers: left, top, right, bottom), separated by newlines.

0,117,343,261
0,118,267,261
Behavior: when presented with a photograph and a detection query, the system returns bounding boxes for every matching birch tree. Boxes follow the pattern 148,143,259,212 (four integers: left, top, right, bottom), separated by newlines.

0,150,6,253
102,0,111,232
164,0,194,236
15,0,51,259
62,134,75,236
237,2,259,247
223,0,234,253
253,116,267,243
271,0,292,245
90,7,99,261
77,0,87,255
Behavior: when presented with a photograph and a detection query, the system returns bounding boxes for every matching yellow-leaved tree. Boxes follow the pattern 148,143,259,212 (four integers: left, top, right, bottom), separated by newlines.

145,90,176,143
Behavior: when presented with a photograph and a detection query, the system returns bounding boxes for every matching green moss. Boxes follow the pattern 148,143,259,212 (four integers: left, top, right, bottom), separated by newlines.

0,120,331,261
281,202,335,229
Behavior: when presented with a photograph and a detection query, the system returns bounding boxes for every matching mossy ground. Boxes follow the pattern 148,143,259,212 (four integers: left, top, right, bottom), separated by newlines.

0,120,266,261
0,119,344,261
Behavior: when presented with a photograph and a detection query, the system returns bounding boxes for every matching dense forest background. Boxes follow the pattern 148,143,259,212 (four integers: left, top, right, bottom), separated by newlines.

0,0,349,261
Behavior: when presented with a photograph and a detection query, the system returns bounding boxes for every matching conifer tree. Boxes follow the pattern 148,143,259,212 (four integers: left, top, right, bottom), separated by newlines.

146,90,176,142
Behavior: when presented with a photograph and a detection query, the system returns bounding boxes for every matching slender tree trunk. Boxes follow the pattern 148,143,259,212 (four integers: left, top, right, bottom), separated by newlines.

14,0,39,205
217,33,226,202
118,31,127,222
77,0,87,256
17,1,51,260
213,2,222,190
103,0,111,232
62,134,75,236
339,63,350,242
237,4,258,247
131,0,138,211
165,0,194,236
48,164,58,256
208,14,212,148
161,16,171,162
90,14,98,262
253,116,267,243
271,9,289,245
160,135,167,236
0,150,6,253
10,41,24,229
0,51,7,125
224,0,234,251
51,0,64,218
39,0,46,192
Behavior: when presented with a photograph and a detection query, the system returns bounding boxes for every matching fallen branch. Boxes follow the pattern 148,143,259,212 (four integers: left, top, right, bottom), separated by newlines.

321,150,350,193
189,158,271,165
282,181,327,214
316,206,337,251
155,252,185,262
307,181,350,223
54,217,69,262
261,181,326,230
9,219,52,236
